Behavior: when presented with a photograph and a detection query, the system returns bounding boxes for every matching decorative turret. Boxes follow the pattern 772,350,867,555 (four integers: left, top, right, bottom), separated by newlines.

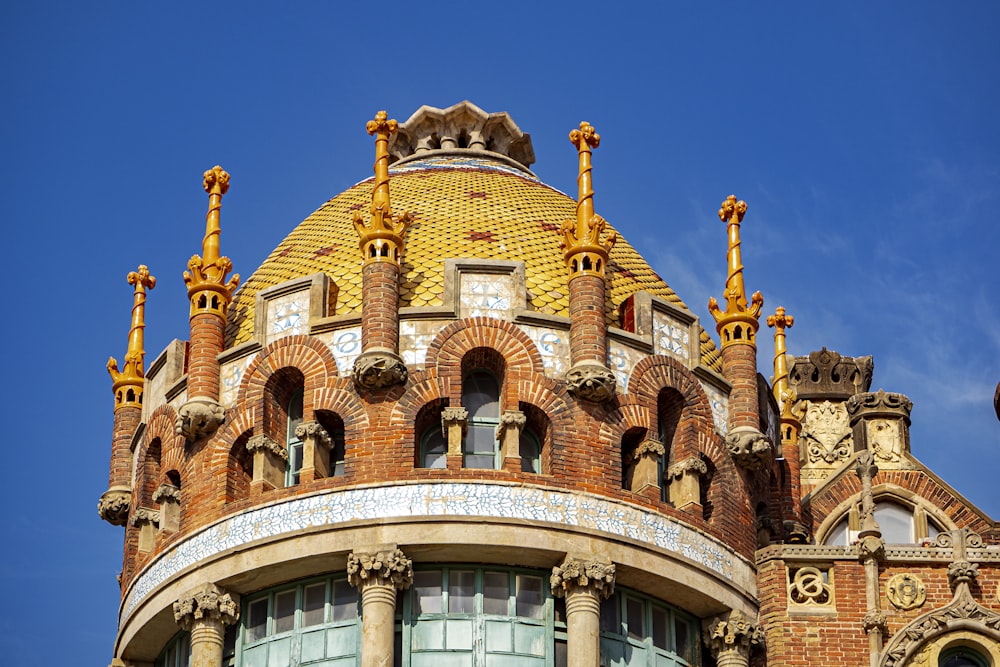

176,166,238,441
561,121,617,402
709,196,769,470
352,111,410,392
99,265,156,526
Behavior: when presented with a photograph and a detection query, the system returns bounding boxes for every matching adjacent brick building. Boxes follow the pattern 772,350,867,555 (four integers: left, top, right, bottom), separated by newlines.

98,102,1000,667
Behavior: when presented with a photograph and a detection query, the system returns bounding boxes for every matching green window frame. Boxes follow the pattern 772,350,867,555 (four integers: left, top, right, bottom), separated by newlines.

462,370,501,469
156,632,191,667
599,590,700,666
239,575,360,667
420,424,448,469
286,389,305,486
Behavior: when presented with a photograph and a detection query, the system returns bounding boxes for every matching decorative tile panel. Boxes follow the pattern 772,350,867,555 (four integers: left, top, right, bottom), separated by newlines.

609,340,645,392
702,383,729,435
316,327,363,375
459,272,514,320
220,354,256,408
651,310,691,362
519,325,570,375
265,291,309,345
400,319,449,367
122,483,752,625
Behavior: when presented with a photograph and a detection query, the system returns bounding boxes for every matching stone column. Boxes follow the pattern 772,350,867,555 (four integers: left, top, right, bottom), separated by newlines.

131,508,159,553
667,456,707,510
550,555,616,667
629,439,665,497
441,407,468,470
153,483,181,533
496,410,526,472
296,421,331,483
246,434,287,493
703,611,763,667
854,452,885,667
347,547,413,667
173,583,239,667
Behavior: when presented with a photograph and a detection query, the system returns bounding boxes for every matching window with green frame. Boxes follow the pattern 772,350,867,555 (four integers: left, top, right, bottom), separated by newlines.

156,632,191,667
462,370,501,469
420,420,447,469
519,428,540,473
599,589,700,666
239,576,360,667
286,389,305,486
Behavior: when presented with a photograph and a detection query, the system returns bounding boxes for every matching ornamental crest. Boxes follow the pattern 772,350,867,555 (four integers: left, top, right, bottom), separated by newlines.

868,419,901,462
887,573,926,610
801,401,852,464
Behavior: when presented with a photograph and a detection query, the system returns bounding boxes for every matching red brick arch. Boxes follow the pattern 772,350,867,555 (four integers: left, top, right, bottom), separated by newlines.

237,335,340,408
312,379,370,440
390,370,448,428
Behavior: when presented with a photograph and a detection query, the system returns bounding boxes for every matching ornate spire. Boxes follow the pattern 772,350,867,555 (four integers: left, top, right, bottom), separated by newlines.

708,195,763,347
561,121,615,277
767,306,801,443
184,166,240,317
353,110,411,266
107,265,156,410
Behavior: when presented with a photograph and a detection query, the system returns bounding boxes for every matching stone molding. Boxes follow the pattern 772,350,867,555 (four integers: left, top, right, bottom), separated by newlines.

247,434,288,462
724,427,772,471
846,389,913,420
352,349,408,392
704,611,764,658
153,484,181,504
98,486,132,526
173,583,240,631
788,348,873,401
565,363,617,403
175,398,225,441
347,548,413,591
130,507,159,527
666,456,707,479
295,421,331,448
862,609,888,633
550,556,616,600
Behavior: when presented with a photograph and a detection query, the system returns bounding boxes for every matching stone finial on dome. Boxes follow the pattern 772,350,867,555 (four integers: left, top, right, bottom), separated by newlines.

107,265,155,410
708,195,764,349
183,166,240,317
388,101,536,172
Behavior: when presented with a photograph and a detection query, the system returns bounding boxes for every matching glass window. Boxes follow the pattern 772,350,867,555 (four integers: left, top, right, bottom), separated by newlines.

285,389,304,485
413,570,443,615
463,370,500,469
599,590,699,666
273,589,296,634
940,647,989,667
302,582,326,627
483,571,510,615
515,574,544,619
449,570,475,613
330,426,346,476
520,429,541,473
875,502,915,544
155,632,191,667
420,424,447,469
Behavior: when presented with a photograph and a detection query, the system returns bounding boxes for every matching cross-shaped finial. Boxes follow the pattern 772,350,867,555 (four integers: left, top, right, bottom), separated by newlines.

203,165,230,196
569,121,600,151
367,110,398,137
718,194,747,223
767,306,794,332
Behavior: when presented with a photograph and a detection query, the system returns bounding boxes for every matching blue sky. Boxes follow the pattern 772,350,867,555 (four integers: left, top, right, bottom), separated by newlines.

2,3,998,665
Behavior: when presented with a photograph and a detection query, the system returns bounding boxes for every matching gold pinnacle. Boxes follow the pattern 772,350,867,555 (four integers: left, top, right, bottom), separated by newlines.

767,306,798,431
108,265,156,409
561,121,615,276
353,110,410,265
184,166,240,316
708,195,763,347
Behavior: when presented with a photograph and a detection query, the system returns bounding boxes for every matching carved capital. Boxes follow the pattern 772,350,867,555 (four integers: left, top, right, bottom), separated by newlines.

862,609,887,633
347,548,413,591
440,407,468,438
246,434,288,462
634,438,666,459
295,421,331,448
663,457,703,480
496,410,526,442
947,560,979,589
173,583,239,631
724,427,772,471
153,483,180,504
565,364,617,402
857,534,886,562
352,350,408,392
130,507,159,527
550,556,615,601
782,520,810,544
176,398,225,441
97,487,132,526
704,611,764,659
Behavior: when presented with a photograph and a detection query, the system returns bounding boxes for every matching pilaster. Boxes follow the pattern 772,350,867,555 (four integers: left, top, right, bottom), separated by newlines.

153,483,181,533
496,410,526,472
629,438,665,497
295,421,331,483
131,507,159,553
666,456,707,510
246,434,287,493
441,407,468,469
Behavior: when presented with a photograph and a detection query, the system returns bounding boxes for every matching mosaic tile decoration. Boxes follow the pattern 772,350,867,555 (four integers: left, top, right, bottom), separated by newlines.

121,482,752,626
400,319,448,367
315,327,363,375
265,291,309,346
609,340,646,393
652,311,691,362
459,273,514,320
519,325,570,375
702,383,730,436
221,353,257,408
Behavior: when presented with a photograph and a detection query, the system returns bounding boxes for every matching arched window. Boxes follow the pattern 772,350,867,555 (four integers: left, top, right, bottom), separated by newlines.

823,499,943,545
519,428,540,473
421,428,448,469
285,389,305,486
939,646,989,667
463,370,501,469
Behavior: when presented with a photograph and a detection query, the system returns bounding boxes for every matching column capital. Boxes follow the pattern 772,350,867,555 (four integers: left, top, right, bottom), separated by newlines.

153,483,181,504
441,407,469,435
704,611,764,660
347,547,413,591
173,583,240,631
246,434,289,461
295,421,331,448
550,555,616,601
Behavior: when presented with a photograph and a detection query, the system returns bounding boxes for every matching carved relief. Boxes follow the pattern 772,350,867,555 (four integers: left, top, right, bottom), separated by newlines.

173,583,239,630
868,419,901,462
704,611,765,659
550,556,616,600
787,566,832,606
565,364,617,402
725,427,772,471
801,401,852,464
98,487,131,526
176,398,225,441
887,573,926,610
347,548,413,590
246,434,288,461
352,350,408,392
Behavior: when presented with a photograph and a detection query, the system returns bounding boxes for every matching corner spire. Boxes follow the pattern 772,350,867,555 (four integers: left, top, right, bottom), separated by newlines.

561,121,615,277
767,306,801,444
107,265,156,410
353,111,411,266
184,166,240,317
708,195,763,348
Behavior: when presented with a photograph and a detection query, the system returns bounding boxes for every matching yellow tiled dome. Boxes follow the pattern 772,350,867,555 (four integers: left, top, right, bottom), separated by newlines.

225,154,721,371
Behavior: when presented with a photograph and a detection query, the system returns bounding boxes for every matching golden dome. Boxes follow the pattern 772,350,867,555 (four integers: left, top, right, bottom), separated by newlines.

225,106,721,372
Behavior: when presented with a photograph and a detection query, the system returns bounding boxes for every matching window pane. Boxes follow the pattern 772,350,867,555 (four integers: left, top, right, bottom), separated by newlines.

625,597,644,639
466,425,497,455
331,430,346,476
875,502,914,543
674,616,692,662
288,442,303,484
600,594,620,633
515,575,543,619
246,598,269,642
825,517,849,546
651,606,668,650
332,580,357,621
483,571,509,615
422,431,447,469
302,583,326,627
462,371,500,419
413,571,443,615
448,570,475,613
519,432,539,473
274,589,296,634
